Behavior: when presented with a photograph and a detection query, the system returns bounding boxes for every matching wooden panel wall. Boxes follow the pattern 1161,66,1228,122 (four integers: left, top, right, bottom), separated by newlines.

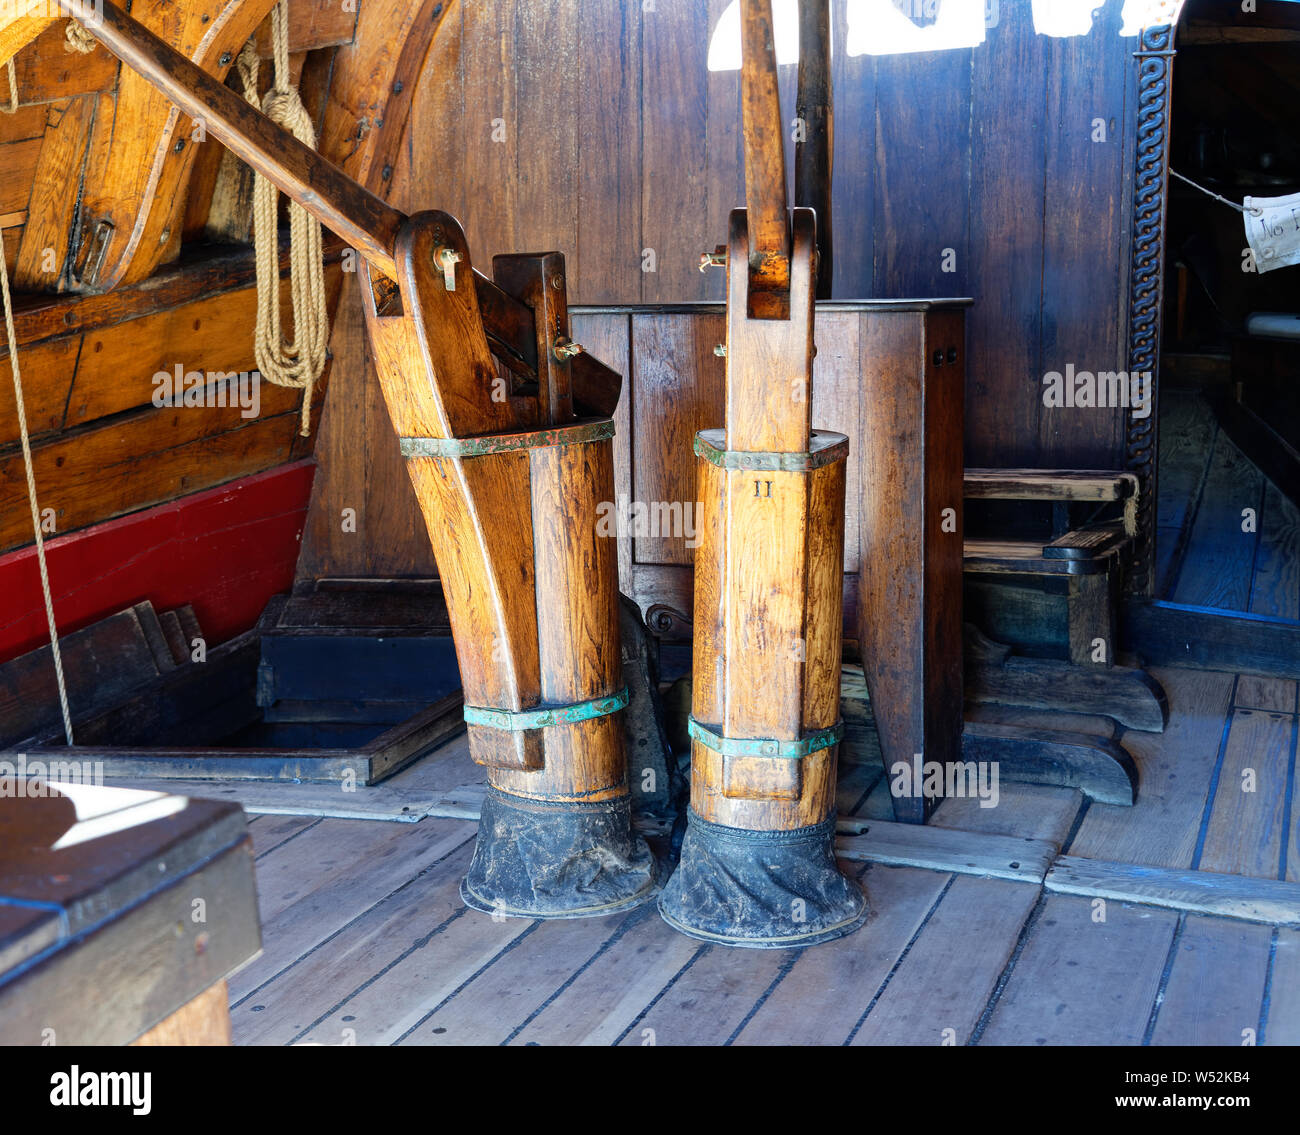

302,0,1141,581
390,0,1137,475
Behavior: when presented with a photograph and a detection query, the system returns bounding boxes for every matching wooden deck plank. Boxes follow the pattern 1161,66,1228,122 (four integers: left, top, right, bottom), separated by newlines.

1250,483,1300,620
931,782,1083,846
731,864,950,1046
1235,674,1298,713
1157,391,1215,535
506,910,703,1046
613,943,790,1047
1149,915,1272,1046
836,821,1056,884
395,907,639,1046
240,817,416,926
231,840,479,1045
1045,857,1300,926
1265,928,1300,1045
296,904,535,1047
1199,708,1291,879
1173,431,1263,612
230,818,478,1004
1068,667,1235,868
849,876,1039,1046
978,895,1178,1045
247,814,319,859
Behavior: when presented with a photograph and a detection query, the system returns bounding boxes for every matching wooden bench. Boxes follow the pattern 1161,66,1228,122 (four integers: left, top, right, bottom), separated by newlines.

964,523,1126,667
964,467,1139,537
0,781,260,1044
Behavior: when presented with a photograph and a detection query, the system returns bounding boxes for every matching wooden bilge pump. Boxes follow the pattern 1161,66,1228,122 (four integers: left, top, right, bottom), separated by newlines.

657,0,866,947
68,0,659,918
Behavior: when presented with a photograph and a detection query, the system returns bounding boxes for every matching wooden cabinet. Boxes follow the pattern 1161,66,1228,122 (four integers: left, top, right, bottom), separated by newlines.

571,301,968,656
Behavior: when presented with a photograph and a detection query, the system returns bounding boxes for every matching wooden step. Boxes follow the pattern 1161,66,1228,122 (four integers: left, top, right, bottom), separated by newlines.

964,468,1138,502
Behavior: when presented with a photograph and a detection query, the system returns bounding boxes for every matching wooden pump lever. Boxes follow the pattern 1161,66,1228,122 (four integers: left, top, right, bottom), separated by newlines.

59,0,620,414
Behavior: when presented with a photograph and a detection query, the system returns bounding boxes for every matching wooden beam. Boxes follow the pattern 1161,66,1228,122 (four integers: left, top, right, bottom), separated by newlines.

740,0,789,267
794,0,832,298
1047,857,1300,927
1123,599,1300,679
60,0,405,279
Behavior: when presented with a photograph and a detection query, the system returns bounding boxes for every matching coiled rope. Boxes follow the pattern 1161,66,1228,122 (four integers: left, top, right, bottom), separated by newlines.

236,1,328,437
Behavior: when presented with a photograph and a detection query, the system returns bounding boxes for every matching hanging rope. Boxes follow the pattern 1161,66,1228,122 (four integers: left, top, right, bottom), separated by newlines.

236,1,329,437
65,20,98,54
0,225,74,746
1170,168,1264,219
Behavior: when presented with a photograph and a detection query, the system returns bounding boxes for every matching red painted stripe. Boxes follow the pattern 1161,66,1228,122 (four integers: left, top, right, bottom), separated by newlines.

0,460,315,664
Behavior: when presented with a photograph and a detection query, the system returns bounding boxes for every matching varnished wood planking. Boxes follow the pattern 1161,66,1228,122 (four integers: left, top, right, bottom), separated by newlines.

1199,709,1292,879
630,312,726,566
827,0,871,299
1235,674,1297,713
1037,0,1129,467
1173,431,1263,611
0,398,305,553
703,0,741,307
1251,483,1300,620
731,864,946,1046
1068,667,1235,869
228,818,475,1006
966,4,1045,468
514,0,578,286
931,782,1082,846
577,0,642,304
871,47,970,300
1148,915,1273,1046
1156,391,1215,534
811,309,860,571
458,0,517,272
614,942,789,1046
641,0,709,303
978,895,1178,1046
6,18,118,105
397,908,637,1046
0,334,80,445
849,875,1038,1046
1266,928,1300,1045
14,95,97,288
506,909,701,1046
297,907,534,1045
231,837,481,1044
571,311,633,586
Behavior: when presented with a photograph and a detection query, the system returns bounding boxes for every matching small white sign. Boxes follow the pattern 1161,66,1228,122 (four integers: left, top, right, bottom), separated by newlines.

1245,192,1300,274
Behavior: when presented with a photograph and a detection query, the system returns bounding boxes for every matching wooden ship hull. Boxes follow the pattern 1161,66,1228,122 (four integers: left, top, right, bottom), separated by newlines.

1,0,1298,1056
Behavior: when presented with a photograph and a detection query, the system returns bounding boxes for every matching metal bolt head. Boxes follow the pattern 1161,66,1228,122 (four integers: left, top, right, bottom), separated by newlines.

713,344,727,357
159,228,171,245
219,51,232,67
553,338,584,361
551,274,564,291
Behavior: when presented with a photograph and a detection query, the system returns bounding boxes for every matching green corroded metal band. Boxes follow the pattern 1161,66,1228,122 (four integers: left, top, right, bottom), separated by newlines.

401,418,615,459
464,687,629,732
692,430,849,472
687,716,844,759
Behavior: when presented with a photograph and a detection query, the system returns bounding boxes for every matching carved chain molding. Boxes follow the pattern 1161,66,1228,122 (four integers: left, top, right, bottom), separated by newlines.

1124,22,1178,598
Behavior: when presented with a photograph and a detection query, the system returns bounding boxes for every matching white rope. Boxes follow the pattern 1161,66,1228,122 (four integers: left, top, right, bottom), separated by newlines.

3,58,17,114
1170,168,1264,219
0,224,74,745
236,1,329,437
